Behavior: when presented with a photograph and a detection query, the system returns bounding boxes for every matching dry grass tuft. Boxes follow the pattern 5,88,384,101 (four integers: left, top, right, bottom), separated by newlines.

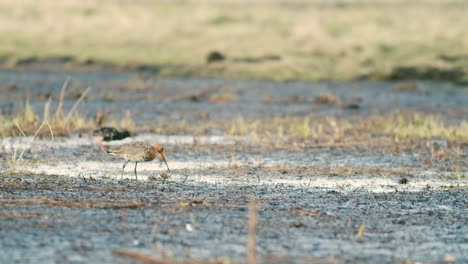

0,79,144,138
313,93,342,106
370,113,468,141
209,93,237,103
0,78,94,137
224,113,468,144
282,95,306,104
9,120,54,167
356,220,366,239
391,81,418,92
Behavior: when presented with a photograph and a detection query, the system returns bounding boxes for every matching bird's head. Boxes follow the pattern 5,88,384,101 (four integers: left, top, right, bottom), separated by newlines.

153,144,170,171
121,130,131,138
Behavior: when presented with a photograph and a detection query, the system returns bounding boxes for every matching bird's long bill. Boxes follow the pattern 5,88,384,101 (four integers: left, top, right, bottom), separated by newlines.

159,150,170,172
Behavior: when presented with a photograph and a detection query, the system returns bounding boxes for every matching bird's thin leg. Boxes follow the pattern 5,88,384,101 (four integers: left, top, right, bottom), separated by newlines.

121,160,130,180
134,162,138,181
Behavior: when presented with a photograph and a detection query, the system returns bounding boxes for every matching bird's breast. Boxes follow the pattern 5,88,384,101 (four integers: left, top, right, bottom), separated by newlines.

143,148,157,161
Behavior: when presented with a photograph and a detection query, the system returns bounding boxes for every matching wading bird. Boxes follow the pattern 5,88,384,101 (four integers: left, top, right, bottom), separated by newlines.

106,141,170,180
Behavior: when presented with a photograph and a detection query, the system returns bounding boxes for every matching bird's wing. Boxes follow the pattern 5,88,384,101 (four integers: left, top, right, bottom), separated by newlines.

106,141,149,157
94,127,119,140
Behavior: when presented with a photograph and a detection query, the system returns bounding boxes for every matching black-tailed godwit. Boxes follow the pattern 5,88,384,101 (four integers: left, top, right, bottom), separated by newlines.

106,141,170,180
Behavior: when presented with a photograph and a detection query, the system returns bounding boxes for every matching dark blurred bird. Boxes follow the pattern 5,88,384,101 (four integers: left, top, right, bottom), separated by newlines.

106,141,170,180
93,127,131,150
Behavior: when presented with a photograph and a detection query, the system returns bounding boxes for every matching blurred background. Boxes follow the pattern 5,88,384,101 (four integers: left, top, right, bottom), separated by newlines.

1,0,466,82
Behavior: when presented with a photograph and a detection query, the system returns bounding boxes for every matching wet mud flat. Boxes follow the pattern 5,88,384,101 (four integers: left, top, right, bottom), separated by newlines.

0,172,466,264
0,68,467,263
0,133,467,264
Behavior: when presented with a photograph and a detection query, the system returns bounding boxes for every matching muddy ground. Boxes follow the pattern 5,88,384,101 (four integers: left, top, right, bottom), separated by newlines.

0,68,467,263
1,69,467,123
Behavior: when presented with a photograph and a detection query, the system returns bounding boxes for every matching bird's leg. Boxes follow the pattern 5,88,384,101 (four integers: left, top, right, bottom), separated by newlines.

121,160,130,180
134,162,138,181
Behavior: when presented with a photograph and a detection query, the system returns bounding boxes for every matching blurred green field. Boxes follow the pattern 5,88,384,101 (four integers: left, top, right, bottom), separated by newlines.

0,0,467,81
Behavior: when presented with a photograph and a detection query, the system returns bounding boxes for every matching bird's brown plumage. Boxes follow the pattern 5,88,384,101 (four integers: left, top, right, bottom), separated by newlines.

107,141,169,180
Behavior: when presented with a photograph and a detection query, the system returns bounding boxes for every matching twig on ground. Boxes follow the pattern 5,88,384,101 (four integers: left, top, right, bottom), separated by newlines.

247,198,257,264
55,77,71,117
55,77,70,118
65,86,91,122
